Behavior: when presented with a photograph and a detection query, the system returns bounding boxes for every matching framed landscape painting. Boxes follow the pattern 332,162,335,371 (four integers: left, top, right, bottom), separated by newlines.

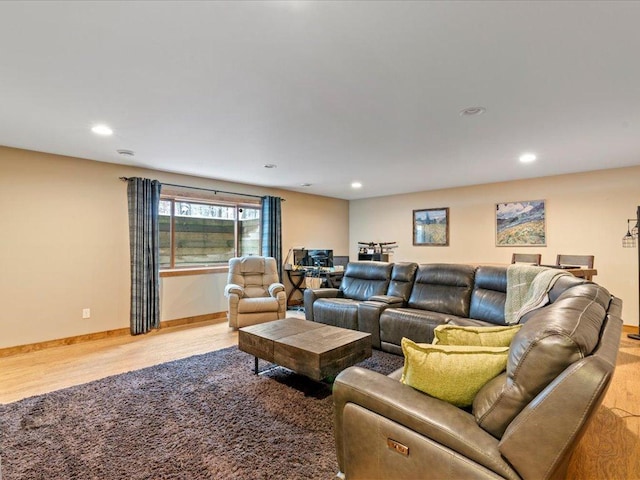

413,207,449,246
496,200,546,246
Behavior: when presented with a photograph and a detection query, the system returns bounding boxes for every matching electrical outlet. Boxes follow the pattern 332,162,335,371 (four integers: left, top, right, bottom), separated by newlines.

82,308,91,319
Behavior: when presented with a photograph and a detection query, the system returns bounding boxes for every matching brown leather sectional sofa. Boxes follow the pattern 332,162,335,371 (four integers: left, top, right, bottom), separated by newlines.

304,261,623,480
305,261,540,352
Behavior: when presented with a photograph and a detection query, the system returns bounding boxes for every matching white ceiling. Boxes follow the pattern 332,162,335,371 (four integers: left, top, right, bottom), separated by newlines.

1,1,639,200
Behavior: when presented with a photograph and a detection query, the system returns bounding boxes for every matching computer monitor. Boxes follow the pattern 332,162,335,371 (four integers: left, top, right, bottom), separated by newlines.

307,249,333,268
293,249,334,268
333,256,349,268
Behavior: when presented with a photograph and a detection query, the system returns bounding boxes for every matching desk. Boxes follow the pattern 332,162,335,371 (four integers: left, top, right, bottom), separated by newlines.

540,265,598,281
285,268,345,307
285,269,306,307
560,268,597,281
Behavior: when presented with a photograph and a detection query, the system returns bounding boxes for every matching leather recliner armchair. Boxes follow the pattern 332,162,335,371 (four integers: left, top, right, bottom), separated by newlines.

333,282,623,479
225,256,286,329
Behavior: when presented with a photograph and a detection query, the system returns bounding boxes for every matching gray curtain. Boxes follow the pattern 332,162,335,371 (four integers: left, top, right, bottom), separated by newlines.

261,195,282,280
127,177,162,335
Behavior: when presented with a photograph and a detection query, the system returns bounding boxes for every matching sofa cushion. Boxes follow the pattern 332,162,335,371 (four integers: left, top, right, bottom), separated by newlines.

401,338,509,407
473,282,611,438
313,298,360,329
380,307,465,351
433,324,522,347
469,266,507,325
237,296,280,313
340,261,393,301
546,274,589,303
408,264,475,317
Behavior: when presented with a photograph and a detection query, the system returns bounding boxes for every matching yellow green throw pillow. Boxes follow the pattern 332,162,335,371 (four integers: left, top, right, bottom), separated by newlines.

400,338,508,407
432,324,522,347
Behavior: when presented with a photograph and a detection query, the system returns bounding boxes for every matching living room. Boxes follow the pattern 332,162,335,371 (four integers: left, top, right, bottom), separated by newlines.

1,1,640,478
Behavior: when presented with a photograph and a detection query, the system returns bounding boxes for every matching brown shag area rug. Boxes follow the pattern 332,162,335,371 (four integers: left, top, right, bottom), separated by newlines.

0,346,403,479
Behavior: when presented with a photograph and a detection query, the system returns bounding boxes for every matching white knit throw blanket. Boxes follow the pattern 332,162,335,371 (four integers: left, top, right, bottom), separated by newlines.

505,265,569,324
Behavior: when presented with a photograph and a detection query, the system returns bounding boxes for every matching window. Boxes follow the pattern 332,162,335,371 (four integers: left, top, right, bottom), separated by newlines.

159,197,260,269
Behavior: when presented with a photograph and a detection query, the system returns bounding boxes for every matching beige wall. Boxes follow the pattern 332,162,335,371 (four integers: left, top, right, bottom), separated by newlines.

350,166,640,326
0,146,349,349
2,144,637,350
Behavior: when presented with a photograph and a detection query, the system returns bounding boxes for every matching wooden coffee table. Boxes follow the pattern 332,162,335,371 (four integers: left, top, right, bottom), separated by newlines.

238,317,372,381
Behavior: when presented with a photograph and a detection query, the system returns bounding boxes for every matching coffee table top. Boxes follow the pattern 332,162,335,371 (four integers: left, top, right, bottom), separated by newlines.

239,317,325,341
277,322,370,354
241,317,369,351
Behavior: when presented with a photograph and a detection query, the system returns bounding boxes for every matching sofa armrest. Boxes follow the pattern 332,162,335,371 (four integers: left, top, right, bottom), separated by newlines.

226,291,240,328
333,367,515,479
224,283,244,298
303,287,340,320
368,294,404,305
275,289,286,317
358,300,398,349
268,282,285,297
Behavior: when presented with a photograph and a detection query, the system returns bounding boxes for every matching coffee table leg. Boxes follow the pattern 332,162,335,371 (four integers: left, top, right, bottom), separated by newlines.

254,356,259,375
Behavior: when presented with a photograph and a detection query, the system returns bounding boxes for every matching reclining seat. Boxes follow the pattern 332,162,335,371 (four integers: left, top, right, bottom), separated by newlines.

378,263,476,354
225,256,286,329
437,264,510,329
304,261,393,329
333,281,622,480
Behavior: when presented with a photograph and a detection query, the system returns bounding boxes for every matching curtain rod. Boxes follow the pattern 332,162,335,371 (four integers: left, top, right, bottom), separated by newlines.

119,177,284,201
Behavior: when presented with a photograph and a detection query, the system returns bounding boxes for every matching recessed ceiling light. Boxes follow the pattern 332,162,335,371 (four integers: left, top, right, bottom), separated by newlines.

300,183,312,187
91,124,113,136
117,149,135,157
459,106,486,116
351,182,362,189
519,153,537,163
263,163,277,169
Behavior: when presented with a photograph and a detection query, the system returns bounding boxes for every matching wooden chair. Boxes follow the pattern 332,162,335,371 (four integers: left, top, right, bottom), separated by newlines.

555,254,594,268
511,253,542,265
556,254,595,280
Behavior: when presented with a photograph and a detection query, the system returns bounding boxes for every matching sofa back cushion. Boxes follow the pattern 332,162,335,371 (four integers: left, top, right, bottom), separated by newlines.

469,266,508,325
387,262,418,302
472,282,612,439
546,274,588,303
340,261,393,301
408,264,476,317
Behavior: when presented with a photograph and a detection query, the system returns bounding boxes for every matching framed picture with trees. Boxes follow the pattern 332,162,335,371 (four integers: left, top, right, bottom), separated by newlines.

413,207,449,246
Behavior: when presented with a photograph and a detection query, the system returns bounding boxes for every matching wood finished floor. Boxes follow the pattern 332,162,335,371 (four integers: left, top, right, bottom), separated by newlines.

1,314,639,479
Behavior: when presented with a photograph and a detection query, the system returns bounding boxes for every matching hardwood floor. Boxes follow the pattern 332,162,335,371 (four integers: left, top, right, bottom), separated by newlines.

567,332,640,479
0,318,240,404
1,314,639,479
